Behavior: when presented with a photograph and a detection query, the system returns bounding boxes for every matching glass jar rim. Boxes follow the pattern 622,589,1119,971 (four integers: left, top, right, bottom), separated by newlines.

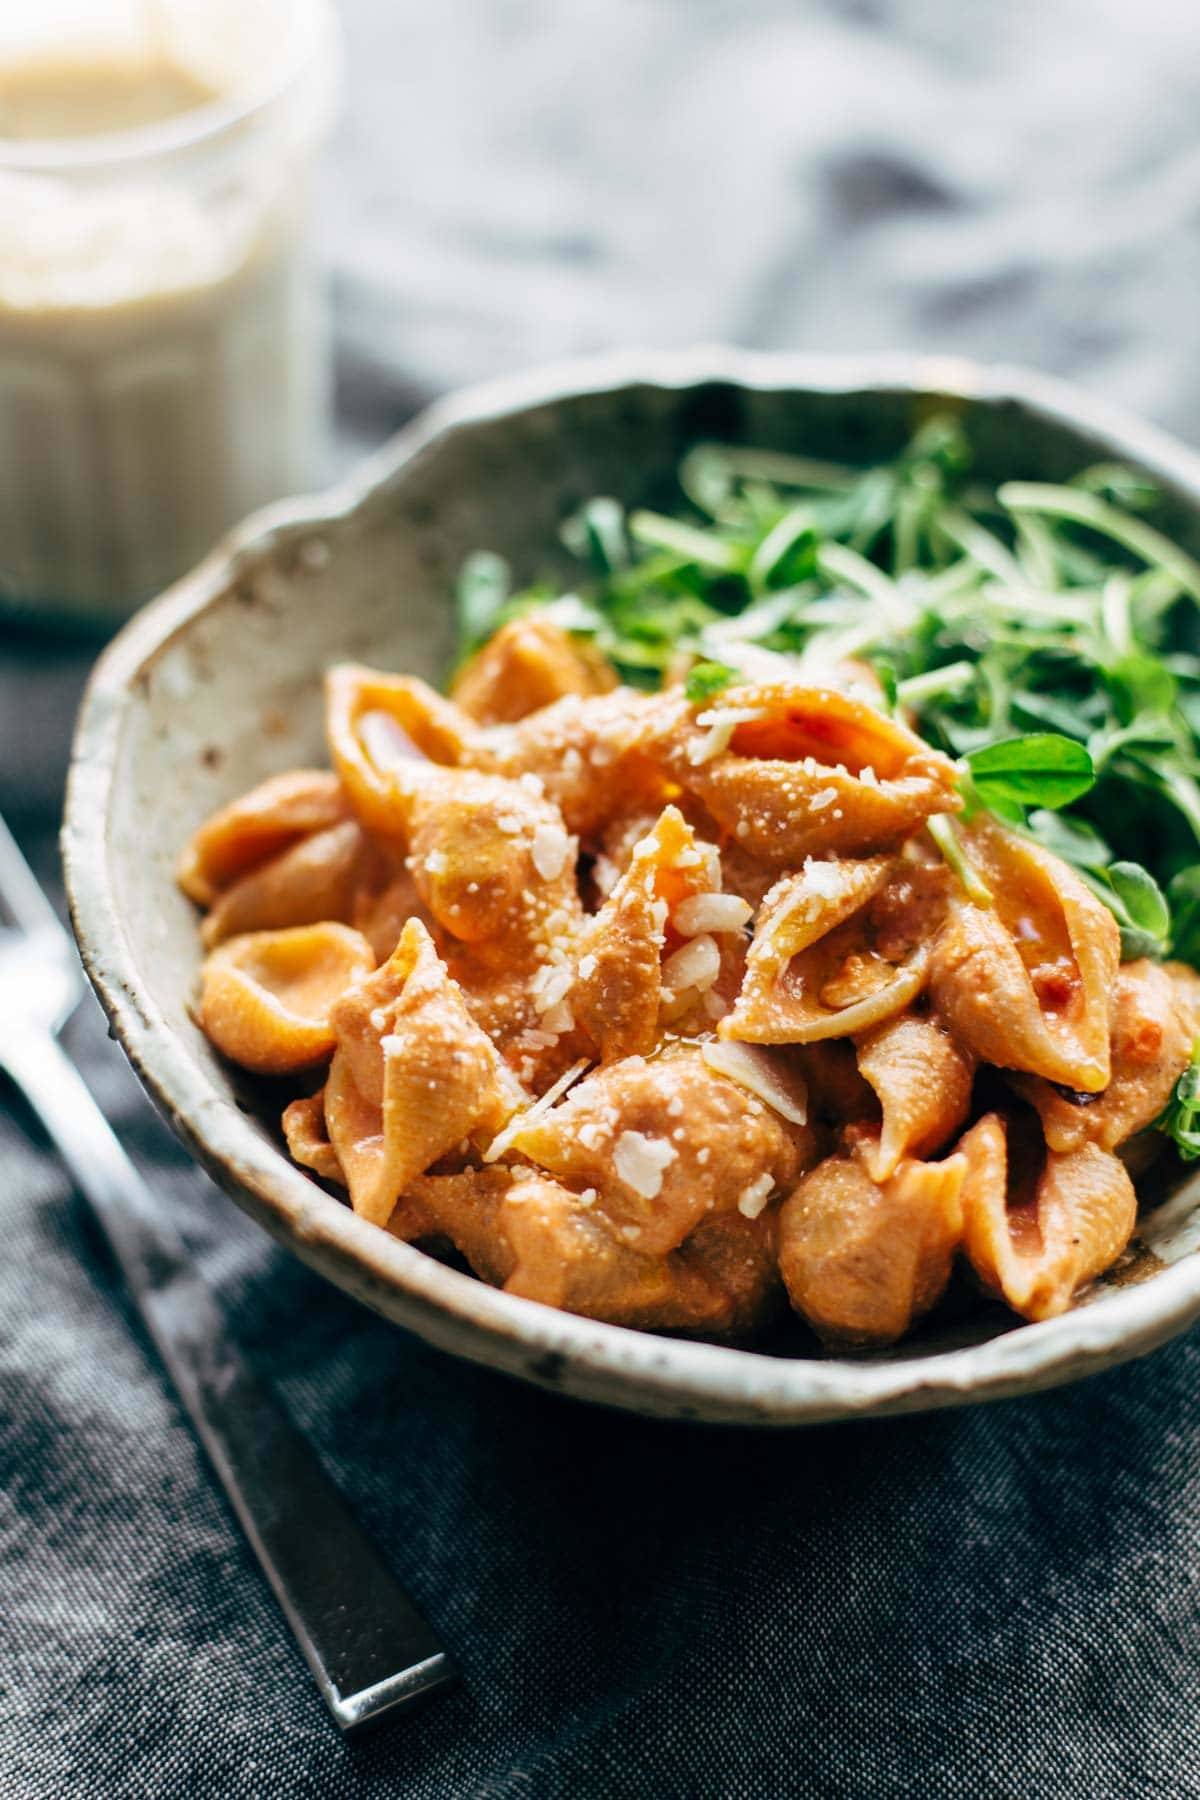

0,0,340,174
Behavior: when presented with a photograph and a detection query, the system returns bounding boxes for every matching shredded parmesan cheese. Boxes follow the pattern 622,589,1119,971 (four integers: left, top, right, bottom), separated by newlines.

359,710,422,770
662,934,722,996
482,1058,591,1163
613,1130,677,1199
593,855,619,897
531,821,572,880
687,705,768,766
701,1040,808,1126
673,892,753,936
801,857,844,900
737,1173,775,1219
531,963,572,1012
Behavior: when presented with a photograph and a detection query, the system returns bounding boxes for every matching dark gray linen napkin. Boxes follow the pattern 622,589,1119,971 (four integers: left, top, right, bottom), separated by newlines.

7,2,1200,1794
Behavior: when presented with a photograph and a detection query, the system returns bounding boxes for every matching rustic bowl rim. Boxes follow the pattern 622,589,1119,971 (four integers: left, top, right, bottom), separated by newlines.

62,346,1200,1425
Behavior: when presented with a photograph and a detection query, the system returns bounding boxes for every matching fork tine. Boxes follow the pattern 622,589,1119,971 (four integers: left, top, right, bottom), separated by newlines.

0,809,66,938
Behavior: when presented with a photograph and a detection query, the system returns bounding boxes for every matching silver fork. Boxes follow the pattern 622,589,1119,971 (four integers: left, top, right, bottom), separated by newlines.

0,811,456,1733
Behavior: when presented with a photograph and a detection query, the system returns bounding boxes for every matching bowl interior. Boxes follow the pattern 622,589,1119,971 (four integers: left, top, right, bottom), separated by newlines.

72,353,1200,1421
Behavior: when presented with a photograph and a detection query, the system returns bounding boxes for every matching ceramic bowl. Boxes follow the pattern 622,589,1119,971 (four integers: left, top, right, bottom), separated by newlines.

63,347,1200,1424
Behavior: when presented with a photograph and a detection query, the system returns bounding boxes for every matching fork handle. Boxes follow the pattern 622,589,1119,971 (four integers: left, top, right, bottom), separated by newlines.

2,1025,455,1732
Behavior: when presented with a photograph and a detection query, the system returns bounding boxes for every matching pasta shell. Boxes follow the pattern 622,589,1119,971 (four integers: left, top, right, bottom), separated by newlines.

396,1167,517,1272
178,770,349,908
325,664,482,837
778,1141,967,1348
649,682,960,866
512,1044,814,1258
855,1015,975,1180
438,943,591,1092
350,851,435,963
200,819,370,948
471,688,674,839
402,1168,685,1325
451,617,617,724
1013,959,1200,1154
589,806,685,903
407,772,580,949
672,1209,786,1340
325,919,524,1226
957,1113,1137,1321
281,1089,343,1184
501,1178,686,1318
724,855,947,1044
929,818,1119,1092
197,923,375,1075
418,1173,781,1338
572,805,718,1061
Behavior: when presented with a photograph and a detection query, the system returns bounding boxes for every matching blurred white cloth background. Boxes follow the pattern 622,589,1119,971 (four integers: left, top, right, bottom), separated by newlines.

329,0,1200,446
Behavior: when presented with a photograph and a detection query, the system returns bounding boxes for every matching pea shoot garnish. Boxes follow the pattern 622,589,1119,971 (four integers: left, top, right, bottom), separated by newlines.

457,418,1200,963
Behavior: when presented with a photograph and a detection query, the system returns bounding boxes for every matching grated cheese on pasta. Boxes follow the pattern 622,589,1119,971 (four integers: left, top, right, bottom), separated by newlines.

482,1058,591,1163
687,705,769,767
673,892,752,936
737,1173,775,1219
531,820,572,880
702,1041,808,1126
613,1130,678,1199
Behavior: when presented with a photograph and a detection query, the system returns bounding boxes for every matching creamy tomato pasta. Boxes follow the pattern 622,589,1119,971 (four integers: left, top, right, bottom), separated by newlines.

180,617,1200,1348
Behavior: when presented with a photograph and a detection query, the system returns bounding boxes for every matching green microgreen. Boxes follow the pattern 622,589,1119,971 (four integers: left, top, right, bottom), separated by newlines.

455,416,1200,966
1093,861,1172,961
1157,1039,1200,1161
684,661,737,704
964,734,1096,813
455,550,512,653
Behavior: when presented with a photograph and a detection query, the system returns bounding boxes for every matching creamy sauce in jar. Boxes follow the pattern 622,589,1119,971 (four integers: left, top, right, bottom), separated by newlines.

0,57,216,138
0,5,336,620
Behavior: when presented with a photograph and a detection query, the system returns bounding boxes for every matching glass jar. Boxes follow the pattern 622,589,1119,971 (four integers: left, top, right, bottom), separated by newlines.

0,0,341,623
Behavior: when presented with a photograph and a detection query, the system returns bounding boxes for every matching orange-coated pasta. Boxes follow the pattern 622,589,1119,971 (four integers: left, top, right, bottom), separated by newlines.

957,1114,1137,1322
778,1138,967,1347
197,923,375,1075
451,617,618,725
647,683,961,866
180,637,1197,1347
324,918,523,1227
928,817,1119,1093
178,770,350,908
